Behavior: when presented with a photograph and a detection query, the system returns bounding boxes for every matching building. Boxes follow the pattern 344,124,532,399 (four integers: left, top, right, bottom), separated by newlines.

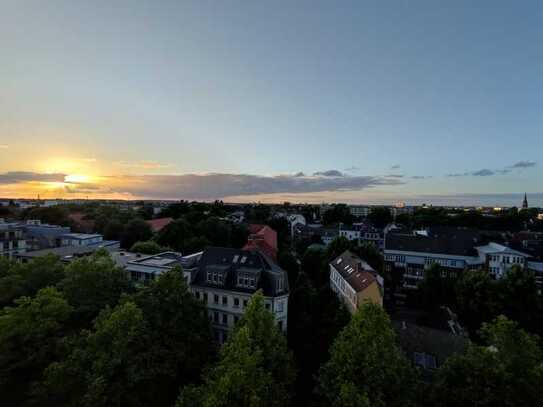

0,220,26,258
339,223,362,242
361,226,385,250
187,247,289,342
349,205,371,218
522,193,528,209
111,247,290,343
243,224,278,260
384,227,531,289
16,240,119,263
60,233,105,247
111,251,193,284
329,250,384,314
21,220,71,251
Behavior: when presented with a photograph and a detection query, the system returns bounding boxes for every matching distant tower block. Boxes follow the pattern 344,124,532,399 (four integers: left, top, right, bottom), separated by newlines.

522,193,528,209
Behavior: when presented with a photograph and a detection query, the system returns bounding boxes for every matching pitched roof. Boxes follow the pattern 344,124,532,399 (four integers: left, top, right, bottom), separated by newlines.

385,228,482,256
330,250,377,293
146,217,173,232
243,224,278,260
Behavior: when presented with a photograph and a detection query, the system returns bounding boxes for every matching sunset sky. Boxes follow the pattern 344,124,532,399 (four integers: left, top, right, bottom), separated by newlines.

1,1,542,206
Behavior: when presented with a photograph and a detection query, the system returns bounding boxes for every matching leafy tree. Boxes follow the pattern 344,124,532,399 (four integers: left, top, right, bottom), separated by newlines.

288,274,350,403
0,287,72,406
456,269,501,336
156,219,193,252
499,265,542,336
301,248,327,288
430,316,543,407
178,292,295,407
196,217,232,247
58,252,131,324
120,219,153,249
130,240,169,255
416,263,457,311
102,219,124,241
367,207,392,229
278,251,299,288
322,204,353,226
41,301,149,407
0,254,65,307
318,303,417,407
325,236,354,263
130,268,212,406
266,217,290,251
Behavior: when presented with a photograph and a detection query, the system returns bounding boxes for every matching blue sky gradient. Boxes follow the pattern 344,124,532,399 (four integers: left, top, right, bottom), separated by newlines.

0,1,541,205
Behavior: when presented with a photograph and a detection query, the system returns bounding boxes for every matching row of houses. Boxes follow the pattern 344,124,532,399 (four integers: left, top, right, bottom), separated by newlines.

383,227,543,289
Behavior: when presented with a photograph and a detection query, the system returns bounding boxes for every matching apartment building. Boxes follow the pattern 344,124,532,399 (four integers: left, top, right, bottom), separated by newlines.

329,250,383,314
0,220,26,258
384,227,531,289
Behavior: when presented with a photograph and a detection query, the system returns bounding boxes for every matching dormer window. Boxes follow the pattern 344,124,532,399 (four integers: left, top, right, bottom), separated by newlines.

237,271,257,288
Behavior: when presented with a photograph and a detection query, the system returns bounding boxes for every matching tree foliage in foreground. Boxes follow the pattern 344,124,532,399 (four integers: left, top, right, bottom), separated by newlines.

318,303,417,407
41,268,211,407
178,292,295,407
0,287,72,406
430,316,543,407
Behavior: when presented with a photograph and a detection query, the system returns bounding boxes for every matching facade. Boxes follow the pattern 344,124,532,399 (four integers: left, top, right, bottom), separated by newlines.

329,250,384,314
339,223,362,242
349,205,371,218
112,247,290,343
0,221,26,258
361,226,385,250
61,233,104,247
187,247,289,343
21,220,71,251
384,227,531,289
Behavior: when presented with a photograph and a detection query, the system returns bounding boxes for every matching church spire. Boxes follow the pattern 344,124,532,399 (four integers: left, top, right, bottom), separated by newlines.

522,193,528,209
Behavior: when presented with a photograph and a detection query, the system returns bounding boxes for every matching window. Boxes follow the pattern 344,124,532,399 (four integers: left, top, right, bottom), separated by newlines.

243,299,248,308
222,296,228,305
203,293,208,303
213,312,219,323
234,315,239,324
278,320,283,331
265,303,270,310
222,313,228,325
206,271,212,282
195,291,200,300
276,301,284,313
214,294,219,304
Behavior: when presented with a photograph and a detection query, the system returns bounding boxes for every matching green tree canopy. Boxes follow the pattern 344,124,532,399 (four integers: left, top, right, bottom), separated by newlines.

58,252,131,324
318,303,417,407
0,287,73,406
120,219,153,249
430,316,543,407
130,240,169,255
0,254,65,307
178,292,295,407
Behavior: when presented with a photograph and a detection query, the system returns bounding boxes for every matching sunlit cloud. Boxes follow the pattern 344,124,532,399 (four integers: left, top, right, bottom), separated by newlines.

115,160,173,170
0,145,8,149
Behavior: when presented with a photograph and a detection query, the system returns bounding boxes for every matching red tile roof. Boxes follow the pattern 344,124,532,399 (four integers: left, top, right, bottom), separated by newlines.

146,217,173,232
243,224,278,260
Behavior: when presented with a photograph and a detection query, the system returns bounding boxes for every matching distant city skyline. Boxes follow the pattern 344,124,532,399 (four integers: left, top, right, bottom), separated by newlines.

1,1,542,205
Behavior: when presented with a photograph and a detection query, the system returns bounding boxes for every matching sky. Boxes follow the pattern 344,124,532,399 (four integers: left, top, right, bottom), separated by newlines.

1,0,542,206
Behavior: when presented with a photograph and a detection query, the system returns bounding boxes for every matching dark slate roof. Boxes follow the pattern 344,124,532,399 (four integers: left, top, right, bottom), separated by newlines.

192,247,288,297
330,250,377,293
385,227,483,256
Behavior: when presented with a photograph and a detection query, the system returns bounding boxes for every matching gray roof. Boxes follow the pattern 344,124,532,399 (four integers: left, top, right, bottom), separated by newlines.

192,247,288,297
385,228,483,256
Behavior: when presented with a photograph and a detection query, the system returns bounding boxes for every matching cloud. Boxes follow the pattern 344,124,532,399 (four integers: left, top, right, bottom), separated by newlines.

390,164,401,170
313,170,344,177
344,166,359,172
472,169,494,177
115,160,173,169
0,171,66,184
82,157,97,163
509,161,536,169
386,174,404,178
103,172,405,200
410,175,431,179
293,172,305,177
0,145,8,149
